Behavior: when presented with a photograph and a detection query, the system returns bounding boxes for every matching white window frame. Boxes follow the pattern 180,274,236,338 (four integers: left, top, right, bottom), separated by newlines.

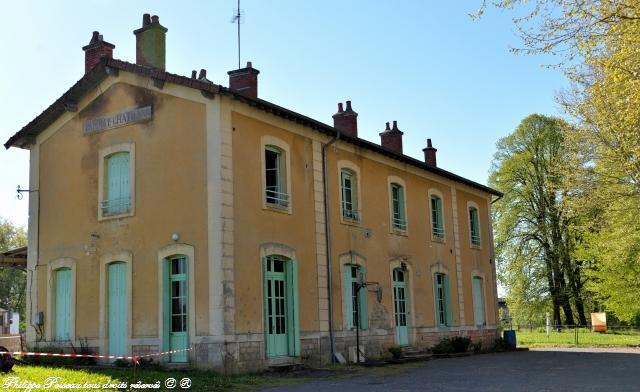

260,136,292,214
98,143,135,221
387,176,408,234
429,188,446,242
467,201,482,248
337,160,362,224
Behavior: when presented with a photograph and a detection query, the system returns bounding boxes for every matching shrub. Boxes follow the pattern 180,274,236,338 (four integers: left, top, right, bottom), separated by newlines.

387,346,402,359
432,336,472,354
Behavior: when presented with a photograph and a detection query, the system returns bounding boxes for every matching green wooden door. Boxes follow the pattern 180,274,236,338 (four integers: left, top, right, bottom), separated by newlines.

472,277,485,326
168,257,188,362
264,256,289,357
55,268,71,341
108,262,127,357
392,269,409,346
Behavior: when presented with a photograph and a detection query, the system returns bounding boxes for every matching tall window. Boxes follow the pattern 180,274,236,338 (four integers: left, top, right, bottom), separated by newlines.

265,146,289,207
343,265,368,330
434,273,452,327
430,195,444,240
472,277,486,326
341,169,359,221
390,183,406,230
103,152,131,215
469,207,481,246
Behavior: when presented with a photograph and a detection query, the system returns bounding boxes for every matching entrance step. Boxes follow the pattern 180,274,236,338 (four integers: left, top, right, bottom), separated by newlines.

267,357,303,372
397,346,432,362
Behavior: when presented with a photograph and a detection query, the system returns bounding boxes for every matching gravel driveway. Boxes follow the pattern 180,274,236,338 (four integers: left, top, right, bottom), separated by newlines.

261,348,640,391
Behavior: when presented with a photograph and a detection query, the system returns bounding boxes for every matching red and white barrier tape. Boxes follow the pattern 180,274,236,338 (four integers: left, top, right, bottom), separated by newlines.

0,347,192,364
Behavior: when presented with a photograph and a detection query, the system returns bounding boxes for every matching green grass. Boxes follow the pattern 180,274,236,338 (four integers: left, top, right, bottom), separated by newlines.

516,328,640,347
0,365,303,391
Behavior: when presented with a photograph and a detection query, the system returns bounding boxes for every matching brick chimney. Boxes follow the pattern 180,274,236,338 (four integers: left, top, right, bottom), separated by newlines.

379,121,404,154
133,14,168,70
228,61,260,98
82,31,115,74
423,138,437,167
332,100,358,137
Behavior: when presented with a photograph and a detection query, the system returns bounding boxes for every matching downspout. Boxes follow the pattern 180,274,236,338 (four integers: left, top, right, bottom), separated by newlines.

322,131,340,363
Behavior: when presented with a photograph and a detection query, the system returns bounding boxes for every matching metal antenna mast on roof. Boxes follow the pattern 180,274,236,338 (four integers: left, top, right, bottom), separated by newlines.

231,0,243,69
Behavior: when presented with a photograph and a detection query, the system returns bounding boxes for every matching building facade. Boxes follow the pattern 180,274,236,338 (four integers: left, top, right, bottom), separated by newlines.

5,15,502,371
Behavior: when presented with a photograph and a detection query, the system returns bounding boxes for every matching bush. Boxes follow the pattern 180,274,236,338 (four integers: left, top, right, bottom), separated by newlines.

493,337,511,352
432,336,472,354
387,346,402,359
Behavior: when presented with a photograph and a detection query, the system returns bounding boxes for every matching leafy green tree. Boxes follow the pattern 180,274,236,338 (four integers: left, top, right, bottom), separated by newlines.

0,218,27,324
490,114,588,326
479,0,640,323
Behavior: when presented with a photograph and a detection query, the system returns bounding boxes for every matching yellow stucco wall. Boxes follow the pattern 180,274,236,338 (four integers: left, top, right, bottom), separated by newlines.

231,111,320,334
36,81,209,341
228,105,497,339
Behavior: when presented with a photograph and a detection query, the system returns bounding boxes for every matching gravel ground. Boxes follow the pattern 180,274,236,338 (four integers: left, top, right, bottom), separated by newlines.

260,348,640,392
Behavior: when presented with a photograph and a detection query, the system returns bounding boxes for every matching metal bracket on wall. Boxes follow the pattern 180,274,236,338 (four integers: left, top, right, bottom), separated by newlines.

16,185,38,200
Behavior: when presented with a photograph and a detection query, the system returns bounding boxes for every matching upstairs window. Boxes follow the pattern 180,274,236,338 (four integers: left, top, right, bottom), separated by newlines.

430,195,444,240
103,152,131,216
469,207,481,247
390,183,407,231
264,146,289,207
340,169,360,222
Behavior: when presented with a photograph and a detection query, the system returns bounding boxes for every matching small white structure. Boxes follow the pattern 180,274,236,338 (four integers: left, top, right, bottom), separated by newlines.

0,308,19,335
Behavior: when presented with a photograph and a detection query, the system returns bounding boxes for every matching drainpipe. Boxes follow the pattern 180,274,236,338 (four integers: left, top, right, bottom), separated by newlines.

322,131,340,363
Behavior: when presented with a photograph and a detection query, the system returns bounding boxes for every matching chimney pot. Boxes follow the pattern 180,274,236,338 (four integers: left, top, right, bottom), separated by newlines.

380,121,404,154
191,70,197,79
198,69,207,79
423,138,438,167
228,61,260,98
332,100,358,137
345,100,353,111
134,13,168,70
82,30,115,74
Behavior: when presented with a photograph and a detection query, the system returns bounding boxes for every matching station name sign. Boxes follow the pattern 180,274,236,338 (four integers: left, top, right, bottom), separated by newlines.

83,106,153,134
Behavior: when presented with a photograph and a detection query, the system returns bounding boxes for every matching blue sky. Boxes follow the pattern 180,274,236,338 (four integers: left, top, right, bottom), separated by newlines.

0,1,566,229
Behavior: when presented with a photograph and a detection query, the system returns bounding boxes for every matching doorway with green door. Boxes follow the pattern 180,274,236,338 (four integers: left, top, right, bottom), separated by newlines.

163,255,189,363
392,268,410,346
107,262,128,358
263,255,300,358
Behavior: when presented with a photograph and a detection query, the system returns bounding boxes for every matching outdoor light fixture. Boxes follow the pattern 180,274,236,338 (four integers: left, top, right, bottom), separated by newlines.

171,232,180,241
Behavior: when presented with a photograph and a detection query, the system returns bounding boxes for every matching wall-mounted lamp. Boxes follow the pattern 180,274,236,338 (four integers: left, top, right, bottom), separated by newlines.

401,262,407,271
171,232,180,242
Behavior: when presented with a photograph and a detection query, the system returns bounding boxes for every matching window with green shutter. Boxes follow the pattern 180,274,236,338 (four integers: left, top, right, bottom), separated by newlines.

341,169,360,222
430,195,444,240
434,273,452,327
265,146,289,207
469,207,481,246
343,264,368,330
390,183,406,230
103,152,131,215
472,277,486,326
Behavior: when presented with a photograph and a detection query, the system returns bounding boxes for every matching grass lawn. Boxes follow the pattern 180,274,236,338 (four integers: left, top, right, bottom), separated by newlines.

0,360,426,391
0,365,306,391
516,328,640,348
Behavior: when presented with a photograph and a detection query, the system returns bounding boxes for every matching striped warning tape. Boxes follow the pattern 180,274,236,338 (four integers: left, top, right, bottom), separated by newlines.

0,347,192,364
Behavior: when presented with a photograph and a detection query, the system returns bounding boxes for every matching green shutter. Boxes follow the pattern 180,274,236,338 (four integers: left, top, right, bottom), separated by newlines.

106,152,130,214
359,266,369,330
262,257,269,354
398,186,405,223
433,274,439,326
444,274,453,326
343,265,353,329
55,268,71,341
286,260,300,356
473,277,485,326
161,259,170,351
